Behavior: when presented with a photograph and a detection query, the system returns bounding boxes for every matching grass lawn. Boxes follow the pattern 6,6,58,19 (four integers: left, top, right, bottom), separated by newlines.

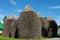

0,35,47,40
57,34,60,37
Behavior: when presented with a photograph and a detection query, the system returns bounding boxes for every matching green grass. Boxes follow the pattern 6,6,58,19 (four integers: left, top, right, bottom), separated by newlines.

0,35,47,40
0,36,18,40
57,34,60,37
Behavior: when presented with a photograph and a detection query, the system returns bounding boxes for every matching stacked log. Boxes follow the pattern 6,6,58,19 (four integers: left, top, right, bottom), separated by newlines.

47,16,58,37
2,19,13,37
2,14,15,37
37,12,48,37
2,5,58,38
18,5,41,38
40,17,48,37
10,20,18,38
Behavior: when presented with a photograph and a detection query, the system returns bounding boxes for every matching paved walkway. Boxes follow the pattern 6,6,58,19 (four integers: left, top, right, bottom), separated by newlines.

46,38,60,40
0,30,2,33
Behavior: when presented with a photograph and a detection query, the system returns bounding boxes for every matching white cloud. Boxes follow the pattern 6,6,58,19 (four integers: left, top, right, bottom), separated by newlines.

55,16,60,25
1,21,3,23
49,6,60,9
0,15,4,21
15,9,22,12
10,0,16,5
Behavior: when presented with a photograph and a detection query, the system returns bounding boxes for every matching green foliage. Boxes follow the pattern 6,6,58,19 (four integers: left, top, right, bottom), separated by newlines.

0,22,3,30
58,25,60,28
44,17,47,19
3,16,7,22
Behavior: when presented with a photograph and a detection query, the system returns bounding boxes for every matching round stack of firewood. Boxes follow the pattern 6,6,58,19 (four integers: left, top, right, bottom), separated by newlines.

10,20,18,38
2,14,15,37
18,11,41,38
39,17,48,37
2,19,13,37
47,17,58,37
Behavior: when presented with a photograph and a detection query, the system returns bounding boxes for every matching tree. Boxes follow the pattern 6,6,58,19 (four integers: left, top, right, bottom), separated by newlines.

58,25,60,28
3,16,7,22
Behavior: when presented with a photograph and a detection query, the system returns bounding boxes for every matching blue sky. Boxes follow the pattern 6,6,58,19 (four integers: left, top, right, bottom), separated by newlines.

0,0,60,25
